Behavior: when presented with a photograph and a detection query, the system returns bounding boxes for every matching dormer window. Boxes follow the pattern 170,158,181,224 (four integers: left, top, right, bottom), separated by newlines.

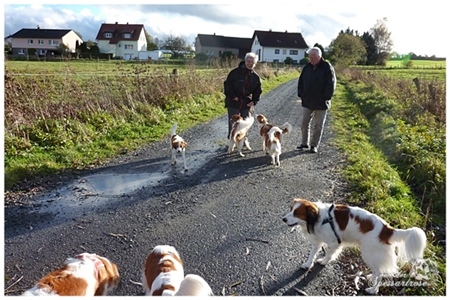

123,33,131,39
105,32,112,38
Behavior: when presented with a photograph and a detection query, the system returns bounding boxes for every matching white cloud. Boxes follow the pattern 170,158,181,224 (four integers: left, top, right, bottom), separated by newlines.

3,1,448,57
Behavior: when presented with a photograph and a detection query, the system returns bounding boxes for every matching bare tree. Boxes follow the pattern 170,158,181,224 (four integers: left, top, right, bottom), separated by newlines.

160,34,191,58
370,18,393,66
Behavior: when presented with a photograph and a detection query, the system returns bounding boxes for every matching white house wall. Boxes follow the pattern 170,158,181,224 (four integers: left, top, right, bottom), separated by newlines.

251,37,307,63
97,29,147,59
61,30,83,53
261,46,306,63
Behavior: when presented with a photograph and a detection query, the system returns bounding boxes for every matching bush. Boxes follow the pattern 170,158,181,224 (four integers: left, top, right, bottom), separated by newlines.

300,57,309,65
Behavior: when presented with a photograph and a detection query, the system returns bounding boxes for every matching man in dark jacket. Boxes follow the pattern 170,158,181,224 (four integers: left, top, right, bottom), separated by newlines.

297,47,336,153
224,52,262,138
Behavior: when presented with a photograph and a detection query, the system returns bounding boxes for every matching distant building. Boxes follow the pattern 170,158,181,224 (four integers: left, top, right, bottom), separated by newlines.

195,33,252,59
95,22,147,60
9,26,83,57
251,30,308,63
195,30,308,63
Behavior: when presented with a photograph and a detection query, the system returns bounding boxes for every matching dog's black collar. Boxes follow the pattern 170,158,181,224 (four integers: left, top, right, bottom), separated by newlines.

321,204,342,244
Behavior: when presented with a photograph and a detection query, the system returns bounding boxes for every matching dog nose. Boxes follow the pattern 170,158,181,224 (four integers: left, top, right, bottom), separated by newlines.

282,217,287,223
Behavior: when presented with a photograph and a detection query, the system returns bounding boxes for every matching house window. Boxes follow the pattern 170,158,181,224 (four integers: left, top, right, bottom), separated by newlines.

105,32,112,38
124,44,134,50
274,49,280,54
39,49,46,55
289,50,299,55
123,33,131,39
28,39,33,44
283,49,287,55
18,49,25,55
49,40,59,45
38,39,44,45
273,59,279,63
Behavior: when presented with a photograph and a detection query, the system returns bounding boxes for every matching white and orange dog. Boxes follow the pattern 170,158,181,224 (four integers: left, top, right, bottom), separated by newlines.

256,114,274,152
282,198,427,295
256,114,292,166
228,108,254,157
142,245,213,296
22,252,120,296
170,123,188,171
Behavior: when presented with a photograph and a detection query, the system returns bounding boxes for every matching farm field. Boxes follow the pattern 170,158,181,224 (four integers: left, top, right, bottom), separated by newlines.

386,59,446,69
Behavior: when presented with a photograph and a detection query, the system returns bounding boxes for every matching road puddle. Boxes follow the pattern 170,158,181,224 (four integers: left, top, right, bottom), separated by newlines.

35,172,169,217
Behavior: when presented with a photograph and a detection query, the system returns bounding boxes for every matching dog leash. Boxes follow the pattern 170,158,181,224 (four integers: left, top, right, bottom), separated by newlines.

321,204,342,244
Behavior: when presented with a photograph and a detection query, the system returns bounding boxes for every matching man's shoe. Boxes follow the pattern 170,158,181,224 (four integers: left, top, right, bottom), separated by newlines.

310,146,318,153
296,144,309,151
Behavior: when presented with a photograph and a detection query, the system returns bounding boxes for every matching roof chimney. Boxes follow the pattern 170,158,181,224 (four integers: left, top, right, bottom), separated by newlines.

37,25,40,29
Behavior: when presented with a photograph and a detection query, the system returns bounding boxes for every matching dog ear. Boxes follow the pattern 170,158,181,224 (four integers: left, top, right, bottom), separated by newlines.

306,206,319,234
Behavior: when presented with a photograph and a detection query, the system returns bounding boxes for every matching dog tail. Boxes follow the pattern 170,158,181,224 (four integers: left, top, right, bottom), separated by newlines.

279,122,292,134
170,123,178,136
268,126,283,141
391,227,427,263
175,274,214,296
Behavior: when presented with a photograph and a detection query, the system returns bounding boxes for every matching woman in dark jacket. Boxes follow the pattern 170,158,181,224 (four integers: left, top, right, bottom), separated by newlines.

224,52,262,138
297,47,336,153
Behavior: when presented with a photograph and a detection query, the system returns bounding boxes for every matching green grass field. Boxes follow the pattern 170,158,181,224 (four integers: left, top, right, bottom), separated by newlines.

386,59,446,68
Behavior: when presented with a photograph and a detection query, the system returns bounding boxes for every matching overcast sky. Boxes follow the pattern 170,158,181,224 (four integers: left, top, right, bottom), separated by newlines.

2,0,448,58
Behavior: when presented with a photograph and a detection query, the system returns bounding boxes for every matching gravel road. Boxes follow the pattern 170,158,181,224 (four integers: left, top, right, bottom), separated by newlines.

4,79,370,296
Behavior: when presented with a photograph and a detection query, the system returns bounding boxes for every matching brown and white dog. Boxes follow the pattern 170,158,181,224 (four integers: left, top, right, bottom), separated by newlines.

264,123,292,167
256,114,291,155
22,253,120,296
282,198,427,295
170,123,188,171
228,108,254,157
256,114,274,152
142,245,213,296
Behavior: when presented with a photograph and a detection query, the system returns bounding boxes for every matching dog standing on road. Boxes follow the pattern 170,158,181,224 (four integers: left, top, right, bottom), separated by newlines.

256,114,273,152
170,123,188,171
256,114,292,166
282,198,427,295
265,123,292,167
228,108,254,157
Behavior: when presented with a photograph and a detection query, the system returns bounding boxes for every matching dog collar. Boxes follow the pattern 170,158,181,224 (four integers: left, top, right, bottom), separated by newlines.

321,204,342,244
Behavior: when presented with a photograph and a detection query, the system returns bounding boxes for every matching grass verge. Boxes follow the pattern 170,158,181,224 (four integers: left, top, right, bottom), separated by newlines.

330,81,446,296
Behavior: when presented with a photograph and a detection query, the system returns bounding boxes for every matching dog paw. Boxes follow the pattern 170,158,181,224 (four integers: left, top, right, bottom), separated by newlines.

316,258,329,265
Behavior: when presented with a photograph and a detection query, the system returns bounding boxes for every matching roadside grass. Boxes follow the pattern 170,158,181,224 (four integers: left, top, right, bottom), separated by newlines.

331,79,446,296
4,61,299,190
